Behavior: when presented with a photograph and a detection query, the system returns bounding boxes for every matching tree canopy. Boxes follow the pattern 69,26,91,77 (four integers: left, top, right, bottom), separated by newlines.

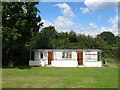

97,31,116,45
2,2,42,66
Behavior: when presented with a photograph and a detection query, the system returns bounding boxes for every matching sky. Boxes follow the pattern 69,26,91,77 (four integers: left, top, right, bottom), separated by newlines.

36,0,119,36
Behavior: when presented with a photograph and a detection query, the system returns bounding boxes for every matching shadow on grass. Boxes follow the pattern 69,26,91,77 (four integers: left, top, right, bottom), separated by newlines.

2,66,33,69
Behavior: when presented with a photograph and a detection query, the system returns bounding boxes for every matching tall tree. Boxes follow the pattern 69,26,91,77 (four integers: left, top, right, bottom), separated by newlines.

40,26,58,39
97,31,115,45
31,26,58,49
2,2,42,66
68,31,77,43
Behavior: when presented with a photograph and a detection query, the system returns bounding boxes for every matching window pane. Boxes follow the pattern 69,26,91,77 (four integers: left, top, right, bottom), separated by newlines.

31,52,34,60
62,52,65,58
62,51,72,59
41,52,43,58
66,52,68,58
69,52,72,58
97,52,100,61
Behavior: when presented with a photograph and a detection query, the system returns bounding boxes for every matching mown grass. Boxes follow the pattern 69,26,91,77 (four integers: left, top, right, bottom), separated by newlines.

2,64,118,88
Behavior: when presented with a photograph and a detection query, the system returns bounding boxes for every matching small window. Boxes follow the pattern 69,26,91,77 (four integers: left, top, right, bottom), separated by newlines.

97,52,101,61
62,52,65,58
40,52,43,58
66,52,68,58
31,52,34,60
69,52,72,58
62,51,72,59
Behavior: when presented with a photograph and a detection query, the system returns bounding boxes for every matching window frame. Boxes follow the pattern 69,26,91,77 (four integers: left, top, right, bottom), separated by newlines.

62,51,72,59
40,52,43,58
85,51,97,61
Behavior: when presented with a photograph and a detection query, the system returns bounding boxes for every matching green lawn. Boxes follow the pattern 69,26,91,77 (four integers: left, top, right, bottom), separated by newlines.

2,64,118,88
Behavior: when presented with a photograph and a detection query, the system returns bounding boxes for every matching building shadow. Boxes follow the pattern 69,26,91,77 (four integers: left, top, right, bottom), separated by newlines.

2,66,32,70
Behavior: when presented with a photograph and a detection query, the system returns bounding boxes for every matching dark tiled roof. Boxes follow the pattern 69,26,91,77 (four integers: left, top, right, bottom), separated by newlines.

31,49,102,52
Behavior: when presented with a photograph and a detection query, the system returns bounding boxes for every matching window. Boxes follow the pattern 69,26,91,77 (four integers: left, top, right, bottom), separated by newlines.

66,52,68,58
69,51,72,58
62,51,65,58
85,51,97,61
62,51,72,59
97,52,101,61
31,52,34,60
40,52,43,58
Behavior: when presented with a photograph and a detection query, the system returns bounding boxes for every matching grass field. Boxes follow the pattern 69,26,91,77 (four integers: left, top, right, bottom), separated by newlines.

2,63,118,88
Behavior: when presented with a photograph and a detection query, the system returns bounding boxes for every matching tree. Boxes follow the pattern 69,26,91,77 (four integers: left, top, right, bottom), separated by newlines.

31,32,51,49
76,34,95,49
58,32,68,39
97,31,115,45
31,26,58,49
93,36,108,49
2,2,42,66
40,26,58,39
68,31,77,43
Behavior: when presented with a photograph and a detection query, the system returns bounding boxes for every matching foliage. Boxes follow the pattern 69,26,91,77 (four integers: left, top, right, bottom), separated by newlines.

2,2,42,66
97,31,116,45
68,31,77,43
31,26,57,49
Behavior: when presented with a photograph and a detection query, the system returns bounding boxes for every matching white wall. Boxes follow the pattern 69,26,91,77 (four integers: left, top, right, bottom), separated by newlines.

53,52,62,60
29,60,41,66
84,61,102,67
51,60,78,67
43,51,48,65
72,51,77,60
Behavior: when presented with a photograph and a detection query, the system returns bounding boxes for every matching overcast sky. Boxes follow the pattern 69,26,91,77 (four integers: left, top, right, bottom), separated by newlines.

36,0,119,36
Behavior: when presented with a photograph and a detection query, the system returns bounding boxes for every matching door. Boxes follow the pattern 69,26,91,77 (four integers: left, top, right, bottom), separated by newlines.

48,51,53,65
77,51,83,65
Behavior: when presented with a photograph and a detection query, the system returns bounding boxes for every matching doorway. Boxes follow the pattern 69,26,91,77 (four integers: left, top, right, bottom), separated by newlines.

77,51,83,65
48,51,53,65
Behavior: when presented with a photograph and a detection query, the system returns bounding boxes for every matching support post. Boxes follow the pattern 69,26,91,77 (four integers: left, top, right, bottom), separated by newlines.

100,51,102,61
30,51,31,60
